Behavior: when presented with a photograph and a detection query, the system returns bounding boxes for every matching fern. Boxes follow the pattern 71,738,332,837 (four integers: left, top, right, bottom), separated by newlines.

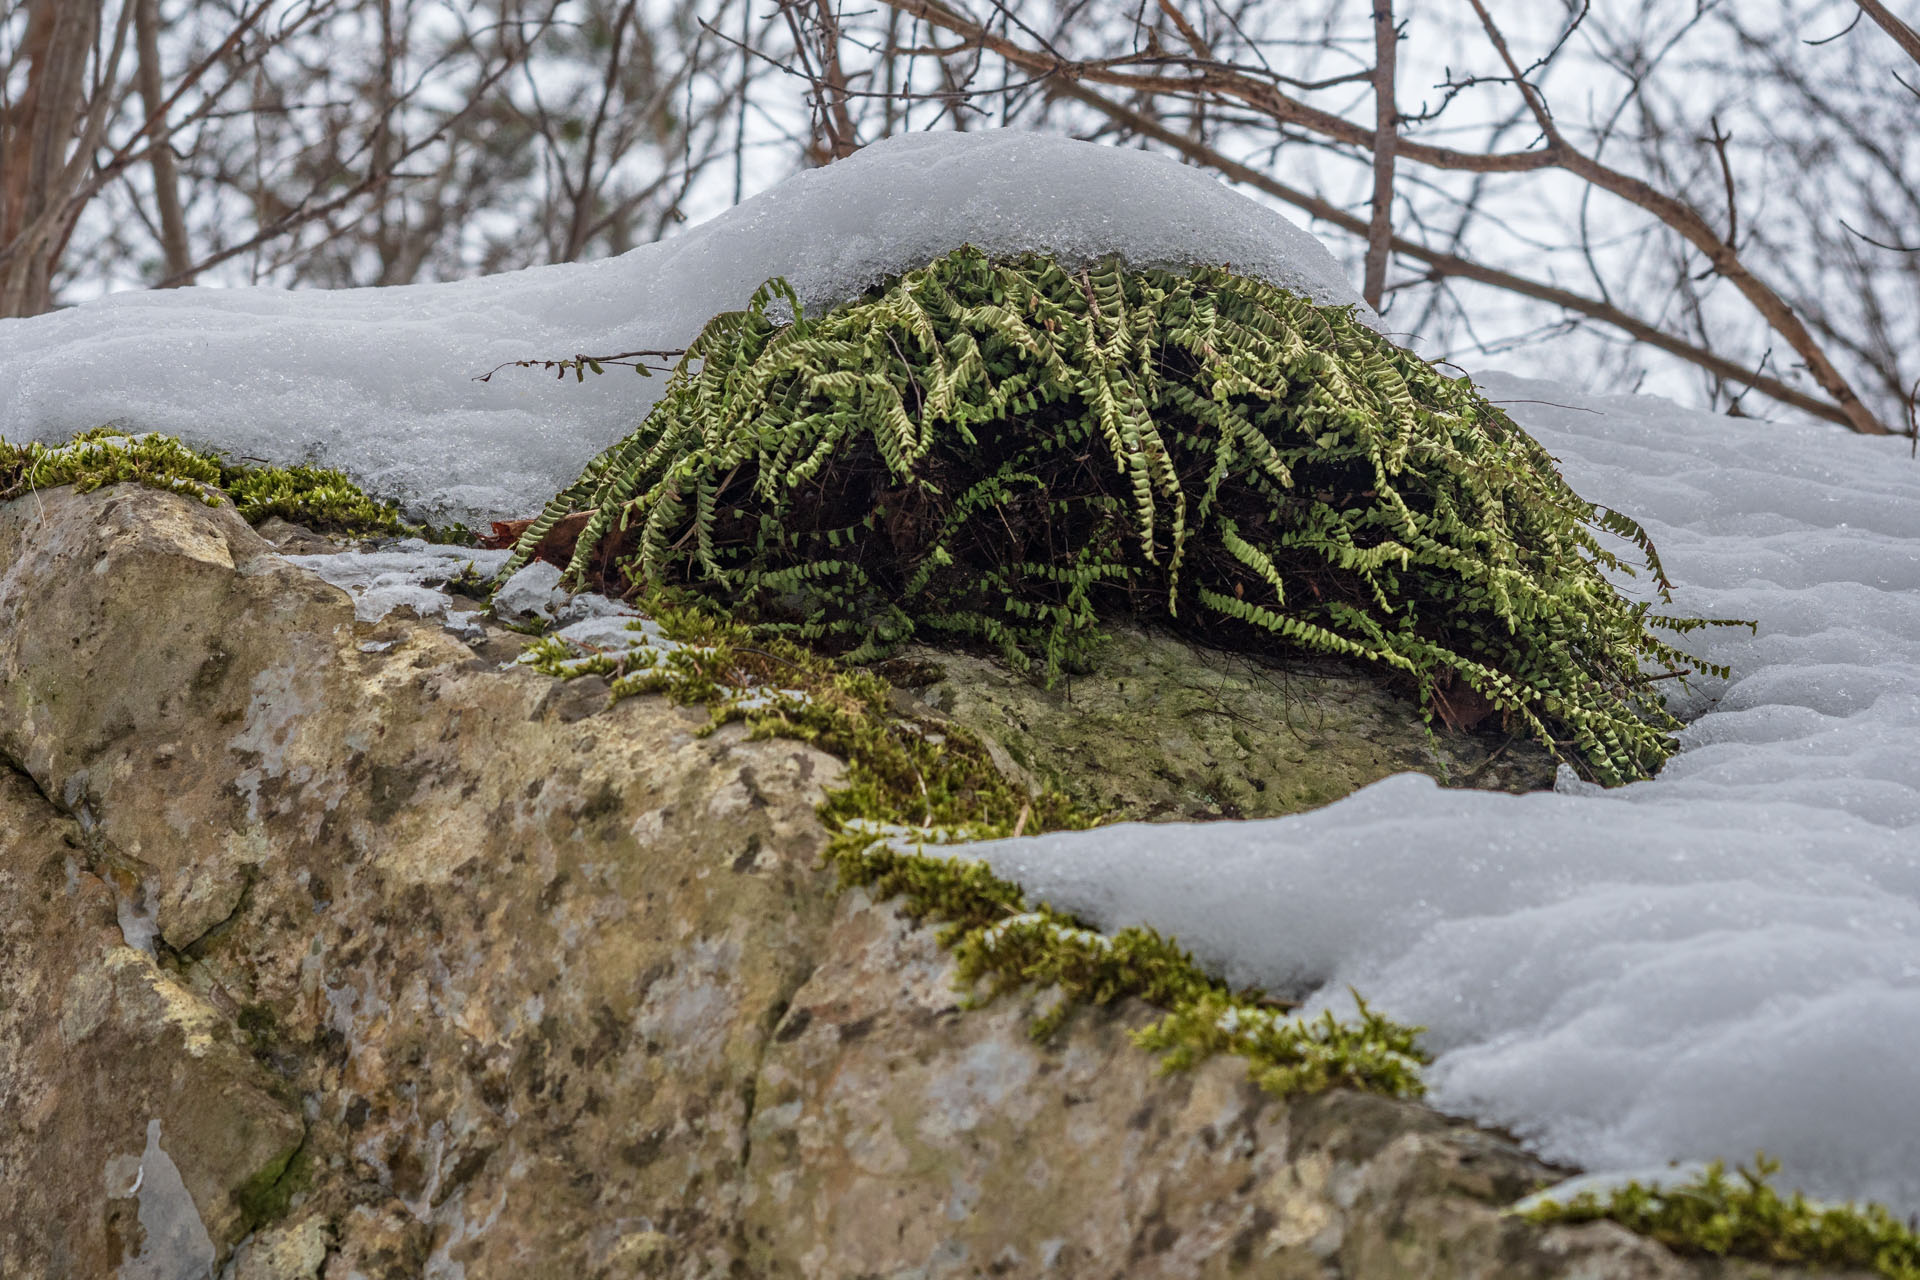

508,246,1743,785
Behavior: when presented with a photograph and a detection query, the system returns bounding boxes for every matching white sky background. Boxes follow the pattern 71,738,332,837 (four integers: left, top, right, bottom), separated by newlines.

12,0,1915,431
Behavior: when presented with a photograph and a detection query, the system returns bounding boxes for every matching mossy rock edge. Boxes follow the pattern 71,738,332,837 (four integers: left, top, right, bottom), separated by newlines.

0,425,473,542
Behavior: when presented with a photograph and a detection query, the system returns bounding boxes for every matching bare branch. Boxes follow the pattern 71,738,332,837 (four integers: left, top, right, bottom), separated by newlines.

1839,219,1920,253
1362,0,1396,310
1705,115,1737,248
1036,76,1862,430
1854,0,1920,67
867,0,1890,433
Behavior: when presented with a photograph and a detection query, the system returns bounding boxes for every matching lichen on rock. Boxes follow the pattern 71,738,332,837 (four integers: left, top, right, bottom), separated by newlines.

520,593,1431,1097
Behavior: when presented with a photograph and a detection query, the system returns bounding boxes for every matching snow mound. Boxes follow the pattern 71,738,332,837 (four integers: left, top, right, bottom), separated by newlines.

968,372,1920,1214
0,131,1365,522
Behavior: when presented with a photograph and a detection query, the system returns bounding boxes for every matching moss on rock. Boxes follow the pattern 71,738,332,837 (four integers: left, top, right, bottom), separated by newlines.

524,593,1430,1101
231,1138,312,1233
891,624,1556,822
0,426,470,541
1519,1157,1920,1280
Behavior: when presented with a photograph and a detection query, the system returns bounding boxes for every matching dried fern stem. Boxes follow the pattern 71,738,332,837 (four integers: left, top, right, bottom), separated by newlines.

507,246,1735,784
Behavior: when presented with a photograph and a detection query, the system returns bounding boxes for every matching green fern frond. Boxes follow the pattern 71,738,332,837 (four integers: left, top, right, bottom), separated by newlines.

511,246,1739,784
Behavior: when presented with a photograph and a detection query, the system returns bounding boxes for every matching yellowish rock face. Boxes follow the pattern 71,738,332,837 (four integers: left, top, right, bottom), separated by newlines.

892,626,1554,826
0,483,1775,1279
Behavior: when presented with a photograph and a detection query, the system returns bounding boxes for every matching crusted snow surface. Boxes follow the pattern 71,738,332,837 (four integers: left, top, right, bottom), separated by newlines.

0,130,1366,522
966,372,1920,1215
287,540,509,634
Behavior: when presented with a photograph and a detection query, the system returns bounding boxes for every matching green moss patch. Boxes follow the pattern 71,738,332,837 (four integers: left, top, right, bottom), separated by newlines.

1518,1157,1920,1280
231,1133,312,1231
508,247,1743,785
0,426,471,541
525,593,1428,1100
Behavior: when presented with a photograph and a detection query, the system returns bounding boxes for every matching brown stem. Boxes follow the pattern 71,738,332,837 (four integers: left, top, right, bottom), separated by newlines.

1705,115,1737,247
134,0,192,285
0,1,102,316
811,0,862,158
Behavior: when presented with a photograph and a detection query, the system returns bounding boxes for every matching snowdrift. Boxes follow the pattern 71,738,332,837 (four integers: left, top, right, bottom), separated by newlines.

0,131,1367,521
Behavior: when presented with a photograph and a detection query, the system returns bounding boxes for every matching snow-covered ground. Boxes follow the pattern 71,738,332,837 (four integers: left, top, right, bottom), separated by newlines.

976,376,1920,1213
2,130,1915,1216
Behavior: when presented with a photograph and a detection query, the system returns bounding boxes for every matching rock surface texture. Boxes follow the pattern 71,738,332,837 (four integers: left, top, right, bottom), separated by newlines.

0,485,1824,1279
890,631,1554,825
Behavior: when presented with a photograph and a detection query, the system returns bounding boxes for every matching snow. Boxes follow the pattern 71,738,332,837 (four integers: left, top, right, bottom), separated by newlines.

969,373,1920,1215
0,130,1367,523
1507,1163,1714,1216
3,129,1917,1217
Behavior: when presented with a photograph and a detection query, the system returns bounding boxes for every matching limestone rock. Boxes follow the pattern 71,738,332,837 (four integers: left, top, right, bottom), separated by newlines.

1,485,846,1275
0,484,1821,1278
889,628,1555,823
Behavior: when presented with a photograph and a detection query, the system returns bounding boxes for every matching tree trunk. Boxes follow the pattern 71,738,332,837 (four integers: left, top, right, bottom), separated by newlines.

0,0,103,316
135,0,194,286
1363,0,1396,312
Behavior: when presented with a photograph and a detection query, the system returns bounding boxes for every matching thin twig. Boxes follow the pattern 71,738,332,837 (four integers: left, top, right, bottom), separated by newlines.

474,349,687,383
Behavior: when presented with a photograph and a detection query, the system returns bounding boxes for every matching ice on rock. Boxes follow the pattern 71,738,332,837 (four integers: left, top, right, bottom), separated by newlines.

964,373,1920,1214
491,561,567,621
285,540,508,634
550,615,651,652
552,591,637,627
290,538,653,651
0,131,1368,523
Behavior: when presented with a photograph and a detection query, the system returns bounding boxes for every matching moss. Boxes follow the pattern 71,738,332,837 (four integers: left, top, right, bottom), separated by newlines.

1518,1156,1920,1280
235,1002,278,1056
0,426,473,542
0,427,226,505
219,462,408,536
231,1134,311,1231
528,590,1429,1100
